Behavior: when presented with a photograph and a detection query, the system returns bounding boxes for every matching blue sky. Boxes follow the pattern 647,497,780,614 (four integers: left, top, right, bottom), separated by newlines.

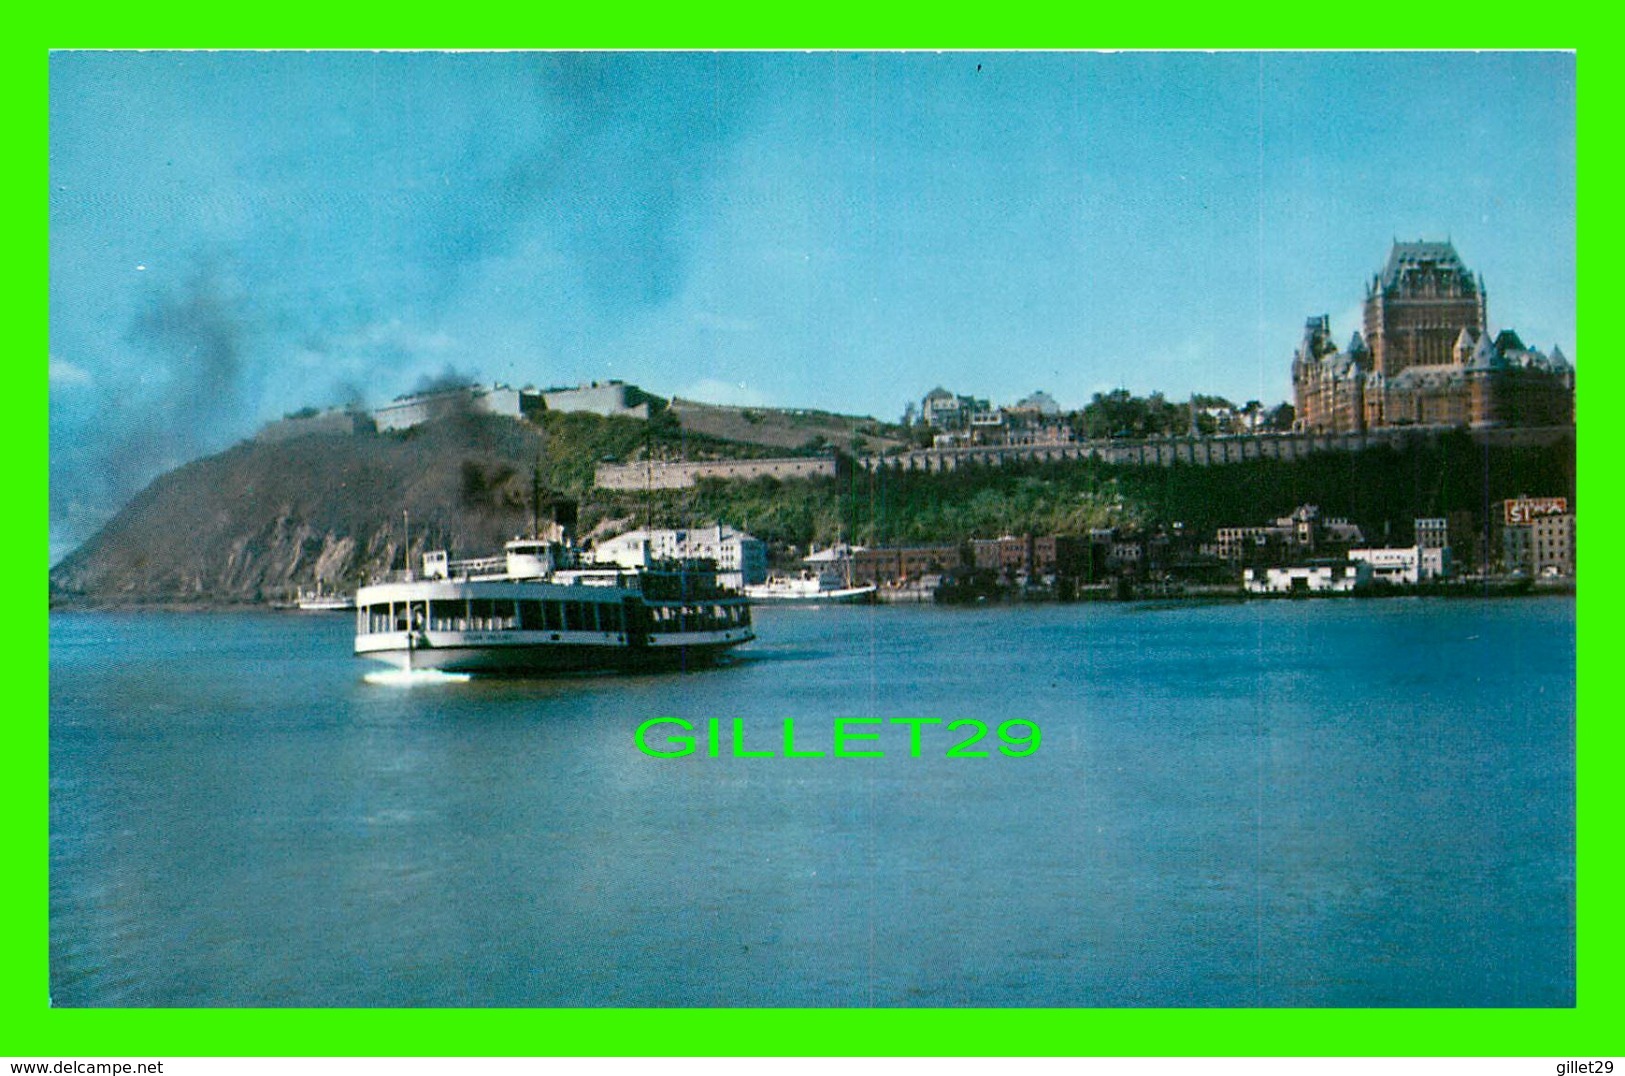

49,51,1576,557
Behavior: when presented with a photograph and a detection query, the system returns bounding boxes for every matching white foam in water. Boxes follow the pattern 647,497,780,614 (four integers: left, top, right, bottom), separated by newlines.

363,668,473,687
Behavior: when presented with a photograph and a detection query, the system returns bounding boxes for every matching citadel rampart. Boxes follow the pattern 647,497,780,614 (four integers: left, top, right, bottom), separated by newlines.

594,455,839,490
858,425,1571,473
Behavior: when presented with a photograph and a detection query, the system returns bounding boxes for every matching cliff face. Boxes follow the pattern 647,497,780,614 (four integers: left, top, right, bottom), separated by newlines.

50,415,554,605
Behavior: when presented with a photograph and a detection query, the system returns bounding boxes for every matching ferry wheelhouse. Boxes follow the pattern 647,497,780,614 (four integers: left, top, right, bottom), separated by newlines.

354,537,754,675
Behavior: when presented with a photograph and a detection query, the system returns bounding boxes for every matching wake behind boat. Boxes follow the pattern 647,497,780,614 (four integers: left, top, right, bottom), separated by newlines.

354,533,753,676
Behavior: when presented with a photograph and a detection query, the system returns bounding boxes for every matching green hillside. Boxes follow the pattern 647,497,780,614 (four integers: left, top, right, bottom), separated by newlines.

50,410,1574,605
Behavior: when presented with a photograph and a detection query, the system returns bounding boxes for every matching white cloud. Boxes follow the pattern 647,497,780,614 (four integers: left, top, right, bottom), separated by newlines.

48,356,91,387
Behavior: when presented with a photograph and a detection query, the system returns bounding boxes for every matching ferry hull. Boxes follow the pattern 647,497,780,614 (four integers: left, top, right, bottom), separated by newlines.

355,629,753,676
744,585,876,604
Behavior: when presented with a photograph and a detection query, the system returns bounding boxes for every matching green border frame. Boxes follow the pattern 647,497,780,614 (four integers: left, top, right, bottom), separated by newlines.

21,7,1615,1057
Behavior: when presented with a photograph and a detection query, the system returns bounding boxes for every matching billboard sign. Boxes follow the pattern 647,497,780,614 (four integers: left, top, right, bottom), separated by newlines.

1504,497,1569,525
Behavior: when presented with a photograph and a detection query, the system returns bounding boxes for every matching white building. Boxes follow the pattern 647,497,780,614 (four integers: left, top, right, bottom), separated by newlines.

375,384,534,431
589,524,768,589
1244,561,1371,594
1349,545,1450,585
539,381,650,420
805,542,866,564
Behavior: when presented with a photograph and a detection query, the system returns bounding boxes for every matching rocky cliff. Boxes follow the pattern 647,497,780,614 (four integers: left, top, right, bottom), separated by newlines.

50,414,558,606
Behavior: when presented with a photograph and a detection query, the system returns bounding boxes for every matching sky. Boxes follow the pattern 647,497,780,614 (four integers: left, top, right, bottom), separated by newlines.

48,51,1577,560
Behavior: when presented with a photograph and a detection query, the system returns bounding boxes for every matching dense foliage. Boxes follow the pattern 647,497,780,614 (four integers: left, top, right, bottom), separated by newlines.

579,427,1574,554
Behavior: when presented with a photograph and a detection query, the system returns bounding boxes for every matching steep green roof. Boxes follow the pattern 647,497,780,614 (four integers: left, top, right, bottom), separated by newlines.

1378,240,1473,290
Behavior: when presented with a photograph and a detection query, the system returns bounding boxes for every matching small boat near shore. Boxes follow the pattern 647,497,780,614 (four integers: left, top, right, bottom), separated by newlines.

742,571,876,604
296,588,356,612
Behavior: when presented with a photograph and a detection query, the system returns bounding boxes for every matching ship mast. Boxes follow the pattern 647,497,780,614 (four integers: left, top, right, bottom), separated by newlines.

532,458,544,541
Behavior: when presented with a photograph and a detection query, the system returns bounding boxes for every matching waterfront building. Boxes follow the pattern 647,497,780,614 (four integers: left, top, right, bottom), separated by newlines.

1528,513,1576,578
1293,241,1574,433
1498,497,1575,578
1415,517,1449,550
971,536,1034,578
1349,545,1450,585
1215,505,1365,563
590,524,767,589
847,545,962,586
1244,561,1370,594
1107,540,1144,575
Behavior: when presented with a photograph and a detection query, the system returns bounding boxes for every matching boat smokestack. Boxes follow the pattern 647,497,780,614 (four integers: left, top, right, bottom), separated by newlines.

552,498,578,535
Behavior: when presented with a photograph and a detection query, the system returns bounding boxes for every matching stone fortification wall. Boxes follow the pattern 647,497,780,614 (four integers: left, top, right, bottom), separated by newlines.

858,426,1572,473
594,456,838,490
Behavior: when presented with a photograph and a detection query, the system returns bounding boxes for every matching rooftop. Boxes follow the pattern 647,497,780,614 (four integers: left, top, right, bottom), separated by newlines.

1378,239,1475,291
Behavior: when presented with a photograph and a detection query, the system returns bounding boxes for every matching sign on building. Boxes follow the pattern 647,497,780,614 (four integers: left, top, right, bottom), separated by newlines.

1504,497,1569,525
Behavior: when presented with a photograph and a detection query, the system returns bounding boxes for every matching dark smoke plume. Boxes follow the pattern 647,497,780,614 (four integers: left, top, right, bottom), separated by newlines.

52,53,758,560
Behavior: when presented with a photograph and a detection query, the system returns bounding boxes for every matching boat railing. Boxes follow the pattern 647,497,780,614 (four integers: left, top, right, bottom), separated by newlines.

368,556,510,585
447,556,507,578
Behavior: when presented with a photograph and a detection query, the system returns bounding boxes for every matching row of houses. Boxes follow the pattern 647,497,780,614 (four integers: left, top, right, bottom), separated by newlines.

571,491,1573,597
1241,495,1574,592
912,387,1074,449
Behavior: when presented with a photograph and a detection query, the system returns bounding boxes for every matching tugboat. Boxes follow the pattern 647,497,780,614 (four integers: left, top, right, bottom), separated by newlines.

742,570,876,604
353,527,753,676
742,542,876,603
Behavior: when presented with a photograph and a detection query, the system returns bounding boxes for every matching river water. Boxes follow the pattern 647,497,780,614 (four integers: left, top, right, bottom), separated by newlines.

48,597,1575,1007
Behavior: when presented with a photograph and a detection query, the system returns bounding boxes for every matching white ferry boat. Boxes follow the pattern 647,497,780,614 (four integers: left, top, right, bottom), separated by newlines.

354,536,753,675
742,570,876,604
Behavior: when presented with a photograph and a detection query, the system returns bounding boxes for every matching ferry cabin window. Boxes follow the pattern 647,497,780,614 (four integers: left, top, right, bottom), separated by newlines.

365,603,394,634
430,599,466,631
544,600,563,631
519,600,545,631
564,601,586,632
599,602,624,633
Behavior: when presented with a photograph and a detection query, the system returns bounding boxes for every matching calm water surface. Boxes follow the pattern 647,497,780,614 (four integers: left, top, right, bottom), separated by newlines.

49,598,1575,1006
